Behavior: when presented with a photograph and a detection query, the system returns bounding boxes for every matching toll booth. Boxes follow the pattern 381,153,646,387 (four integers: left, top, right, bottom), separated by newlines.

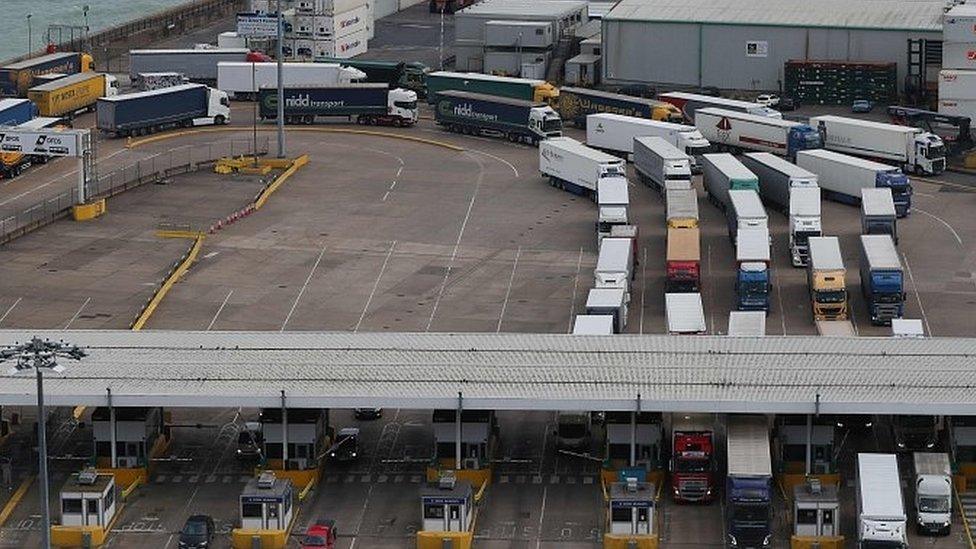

239,472,295,531
605,412,663,471
608,479,655,535
58,469,117,528
91,407,165,468
420,477,474,532
775,415,836,474
793,478,840,537
432,409,496,469
259,408,329,470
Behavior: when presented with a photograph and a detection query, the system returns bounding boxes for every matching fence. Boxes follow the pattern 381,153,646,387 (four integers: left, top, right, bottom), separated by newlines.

0,138,269,245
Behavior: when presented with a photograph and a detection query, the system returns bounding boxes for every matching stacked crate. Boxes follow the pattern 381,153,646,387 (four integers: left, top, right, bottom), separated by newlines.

248,0,371,59
939,4,976,122
784,60,897,105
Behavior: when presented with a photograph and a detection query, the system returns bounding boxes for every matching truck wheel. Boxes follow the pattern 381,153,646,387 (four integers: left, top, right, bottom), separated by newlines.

214,115,226,125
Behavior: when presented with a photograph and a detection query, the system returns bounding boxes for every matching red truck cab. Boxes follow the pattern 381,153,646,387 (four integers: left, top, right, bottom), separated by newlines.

670,414,715,503
301,519,337,549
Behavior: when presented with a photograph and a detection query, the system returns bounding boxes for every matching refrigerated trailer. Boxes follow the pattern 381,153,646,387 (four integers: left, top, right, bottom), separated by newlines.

585,113,710,170
539,136,627,200
861,188,898,244
796,149,912,217
857,453,908,548
597,178,630,240
701,153,759,213
810,114,946,175
217,62,365,99
585,287,628,333
665,293,706,334
666,188,699,229
787,187,822,268
595,238,635,298
740,152,818,214
695,108,821,159
727,189,768,245
658,91,781,123
633,136,692,194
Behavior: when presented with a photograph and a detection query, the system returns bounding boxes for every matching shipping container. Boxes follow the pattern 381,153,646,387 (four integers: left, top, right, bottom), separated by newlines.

944,4,976,42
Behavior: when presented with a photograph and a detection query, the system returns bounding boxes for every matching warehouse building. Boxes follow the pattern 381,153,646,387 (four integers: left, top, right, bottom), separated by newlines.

601,0,943,93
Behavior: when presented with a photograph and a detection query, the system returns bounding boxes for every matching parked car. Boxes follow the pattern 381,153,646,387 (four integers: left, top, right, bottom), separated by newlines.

774,96,797,111
852,99,874,113
756,94,780,106
354,408,382,419
178,515,214,549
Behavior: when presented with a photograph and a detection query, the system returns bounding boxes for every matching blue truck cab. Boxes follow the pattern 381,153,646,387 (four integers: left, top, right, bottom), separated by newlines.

876,169,912,217
786,124,822,159
727,475,772,548
735,226,772,313
859,234,905,325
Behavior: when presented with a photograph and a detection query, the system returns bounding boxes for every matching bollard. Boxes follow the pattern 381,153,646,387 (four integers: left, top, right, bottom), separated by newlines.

441,538,453,549
82,530,92,549
251,534,262,549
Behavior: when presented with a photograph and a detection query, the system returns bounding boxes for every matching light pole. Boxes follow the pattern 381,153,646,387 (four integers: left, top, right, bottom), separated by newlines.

26,14,32,58
1,337,86,549
275,0,285,158
83,5,90,47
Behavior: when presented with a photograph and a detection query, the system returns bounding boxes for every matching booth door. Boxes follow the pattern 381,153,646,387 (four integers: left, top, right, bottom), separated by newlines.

84,497,101,527
447,503,463,532
265,500,282,530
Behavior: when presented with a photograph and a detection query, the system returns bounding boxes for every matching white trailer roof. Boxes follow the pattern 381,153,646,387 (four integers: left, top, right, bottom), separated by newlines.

587,287,626,309
727,415,772,477
743,152,818,181
796,148,898,172
912,452,950,477
666,189,699,221
808,237,844,271
728,311,766,336
546,136,622,165
730,189,767,220
673,413,713,432
861,188,896,217
702,153,756,181
666,293,706,333
810,115,921,135
457,0,587,19
891,319,924,338
598,178,629,205
131,48,249,54
789,187,821,217
699,107,807,129
858,453,906,519
429,70,545,87
660,92,765,110
590,112,697,133
860,234,901,270
736,226,771,263
634,136,688,160
573,315,614,335
596,238,633,272
99,83,204,102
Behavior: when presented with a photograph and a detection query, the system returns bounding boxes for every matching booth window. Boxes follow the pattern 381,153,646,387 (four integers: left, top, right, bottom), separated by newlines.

62,498,82,514
611,507,631,522
424,504,445,519
104,488,115,510
797,509,818,525
242,503,262,518
87,499,98,514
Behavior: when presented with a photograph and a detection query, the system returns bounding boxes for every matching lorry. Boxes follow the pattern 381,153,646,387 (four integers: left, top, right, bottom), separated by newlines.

557,87,683,128
695,108,822,159
585,287,628,333
218,62,366,99
597,178,630,240
27,72,118,119
665,292,706,334
0,98,38,126
585,113,710,170
912,452,952,536
666,226,701,292
633,136,692,194
735,226,772,312
856,453,908,549
740,152,818,214
538,136,627,200
807,237,848,321
425,71,558,105
796,148,912,217
727,311,766,336
671,413,715,502
319,58,429,97
595,237,635,299
96,83,230,137
727,189,768,245
859,234,905,326
434,90,561,145
701,153,759,213
572,314,614,335
892,415,942,452
861,188,898,244
129,48,258,84
809,114,946,175
0,52,95,97
556,411,592,450
258,84,418,126
787,187,822,268
666,188,699,229
658,91,781,123
726,415,773,549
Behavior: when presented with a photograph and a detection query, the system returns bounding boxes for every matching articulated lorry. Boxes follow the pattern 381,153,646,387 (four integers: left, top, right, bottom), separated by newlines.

596,237,635,300
556,411,592,450
667,226,700,292
735,226,772,312
787,187,822,268
585,113,710,170
0,98,37,126
695,108,821,159
318,58,428,96
912,452,952,536
671,413,715,502
861,188,898,244
859,234,905,326
807,237,848,321
740,152,818,213
97,83,230,137
658,91,781,123
539,137,627,202
425,71,558,105
633,136,692,194
0,52,95,97
726,415,773,549
796,149,912,217
557,87,683,128
27,73,118,119
217,62,365,99
598,179,630,240
258,84,418,126
665,292,706,334
434,90,561,145
727,189,768,245
810,114,946,175
666,188,699,229
702,153,759,213
857,453,908,549
129,48,258,84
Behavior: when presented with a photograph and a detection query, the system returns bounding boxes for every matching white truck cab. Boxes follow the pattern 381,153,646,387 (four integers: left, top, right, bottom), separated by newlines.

105,74,120,97
597,177,629,240
529,105,562,141
914,452,952,536
789,187,822,267
388,88,419,124
197,87,231,126
914,132,947,175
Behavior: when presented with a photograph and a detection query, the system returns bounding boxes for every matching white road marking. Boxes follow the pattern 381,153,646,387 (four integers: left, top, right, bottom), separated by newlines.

496,246,522,332
639,247,647,334
63,297,91,330
915,208,963,245
901,253,932,336
707,244,715,334
567,247,584,333
348,484,375,549
280,245,327,331
535,486,548,549
206,290,234,331
466,148,520,178
354,241,397,332
0,297,22,326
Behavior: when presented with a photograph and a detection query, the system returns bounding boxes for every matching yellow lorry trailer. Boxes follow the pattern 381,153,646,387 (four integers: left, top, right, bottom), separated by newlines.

28,72,118,119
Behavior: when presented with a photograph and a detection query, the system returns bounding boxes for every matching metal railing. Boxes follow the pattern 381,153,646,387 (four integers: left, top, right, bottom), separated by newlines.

0,138,269,245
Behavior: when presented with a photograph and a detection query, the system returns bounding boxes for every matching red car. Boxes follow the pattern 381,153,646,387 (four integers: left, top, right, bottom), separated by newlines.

301,519,337,549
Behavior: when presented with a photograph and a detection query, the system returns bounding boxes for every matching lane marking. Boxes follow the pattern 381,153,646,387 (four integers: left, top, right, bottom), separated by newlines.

567,247,584,333
349,484,375,549
63,297,91,330
354,241,397,332
496,246,522,332
535,486,548,549
639,247,647,334
915,208,963,245
0,297,22,326
206,290,234,331
902,252,932,336
466,148,520,178
280,245,327,331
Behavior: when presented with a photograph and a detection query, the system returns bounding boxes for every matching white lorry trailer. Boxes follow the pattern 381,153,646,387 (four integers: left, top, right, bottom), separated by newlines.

787,187,822,268
912,452,952,536
740,152,818,214
701,153,760,213
595,237,634,299
861,188,898,244
633,136,692,194
572,315,614,335
695,108,822,160
728,189,768,245
597,178,630,240
796,149,912,218
585,287,628,333
217,62,366,99
809,115,946,175
658,91,781,123
586,113,710,171
856,453,908,548
539,137,627,201
665,292,706,334
727,311,766,336
666,188,699,229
